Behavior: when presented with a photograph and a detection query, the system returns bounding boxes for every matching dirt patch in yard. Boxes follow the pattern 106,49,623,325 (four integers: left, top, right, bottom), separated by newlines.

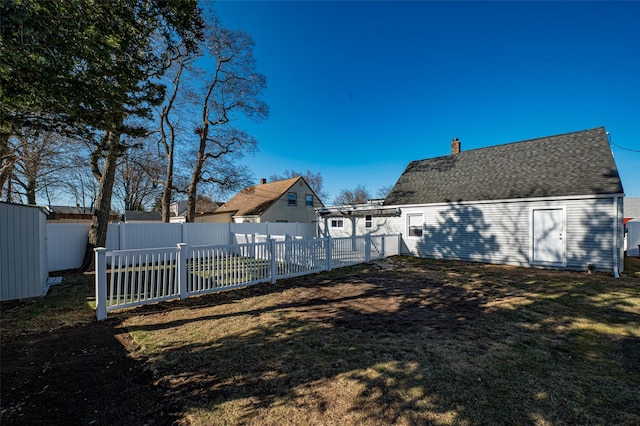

2,257,640,425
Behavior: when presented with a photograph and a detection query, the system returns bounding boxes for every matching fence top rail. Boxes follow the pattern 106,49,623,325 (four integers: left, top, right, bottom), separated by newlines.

104,246,180,256
190,241,271,251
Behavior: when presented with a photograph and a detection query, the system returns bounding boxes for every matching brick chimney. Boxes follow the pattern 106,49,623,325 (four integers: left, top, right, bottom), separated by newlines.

451,138,461,155
260,178,267,184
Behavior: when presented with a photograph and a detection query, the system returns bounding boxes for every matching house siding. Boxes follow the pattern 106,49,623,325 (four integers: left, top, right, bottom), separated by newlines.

322,196,621,272
258,180,319,223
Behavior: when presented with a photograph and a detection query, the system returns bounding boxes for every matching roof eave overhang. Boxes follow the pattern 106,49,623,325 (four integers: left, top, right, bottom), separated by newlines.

316,206,401,218
384,192,626,209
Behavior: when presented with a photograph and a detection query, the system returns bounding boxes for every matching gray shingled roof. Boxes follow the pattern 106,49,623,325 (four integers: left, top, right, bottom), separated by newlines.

384,127,623,205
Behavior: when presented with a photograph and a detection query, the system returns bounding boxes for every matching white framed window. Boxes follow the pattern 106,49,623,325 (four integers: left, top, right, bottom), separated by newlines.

365,215,372,228
288,192,297,206
331,219,344,228
407,213,424,238
305,194,313,207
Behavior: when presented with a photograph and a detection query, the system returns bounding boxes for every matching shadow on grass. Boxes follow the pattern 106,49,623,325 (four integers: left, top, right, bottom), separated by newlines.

0,273,178,425
116,257,640,424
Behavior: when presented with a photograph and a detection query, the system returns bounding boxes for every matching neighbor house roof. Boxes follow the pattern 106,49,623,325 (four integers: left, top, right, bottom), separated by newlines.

215,176,305,217
124,210,161,221
384,127,623,206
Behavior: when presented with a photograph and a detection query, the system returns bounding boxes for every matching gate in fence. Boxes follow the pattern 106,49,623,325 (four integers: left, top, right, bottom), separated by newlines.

94,234,399,320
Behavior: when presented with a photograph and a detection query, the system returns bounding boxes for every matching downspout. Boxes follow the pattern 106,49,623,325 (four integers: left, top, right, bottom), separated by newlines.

612,196,620,278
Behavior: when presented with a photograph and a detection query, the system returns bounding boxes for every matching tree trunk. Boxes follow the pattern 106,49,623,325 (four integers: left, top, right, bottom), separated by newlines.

185,133,207,223
80,131,120,271
26,178,37,205
161,146,174,222
0,132,14,200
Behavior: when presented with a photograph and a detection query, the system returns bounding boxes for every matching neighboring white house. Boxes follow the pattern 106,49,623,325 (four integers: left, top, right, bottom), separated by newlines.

318,127,625,274
210,176,324,223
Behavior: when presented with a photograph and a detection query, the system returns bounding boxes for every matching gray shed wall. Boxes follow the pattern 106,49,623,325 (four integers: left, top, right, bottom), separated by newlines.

0,203,48,301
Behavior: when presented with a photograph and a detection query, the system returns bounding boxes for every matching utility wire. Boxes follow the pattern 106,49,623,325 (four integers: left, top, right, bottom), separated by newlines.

607,133,640,153
610,141,640,153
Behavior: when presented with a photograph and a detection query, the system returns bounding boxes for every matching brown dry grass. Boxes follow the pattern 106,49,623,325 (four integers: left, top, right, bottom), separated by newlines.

112,256,640,425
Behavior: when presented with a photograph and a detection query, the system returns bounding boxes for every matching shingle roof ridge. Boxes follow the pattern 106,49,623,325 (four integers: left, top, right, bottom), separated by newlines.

412,126,606,163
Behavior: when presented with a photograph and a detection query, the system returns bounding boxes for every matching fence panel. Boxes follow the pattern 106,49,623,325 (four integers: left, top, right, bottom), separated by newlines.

184,223,231,246
118,223,184,250
96,234,397,319
331,236,367,268
187,242,272,296
274,238,327,279
47,223,90,271
104,247,180,312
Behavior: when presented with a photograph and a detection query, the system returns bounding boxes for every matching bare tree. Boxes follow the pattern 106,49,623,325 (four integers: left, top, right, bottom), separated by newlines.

376,184,394,200
157,48,197,221
3,131,73,204
184,23,268,222
62,154,100,211
269,169,328,203
333,184,371,205
113,142,164,211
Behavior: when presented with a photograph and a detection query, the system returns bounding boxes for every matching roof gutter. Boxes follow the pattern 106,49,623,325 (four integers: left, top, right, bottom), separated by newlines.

385,193,626,209
316,205,400,218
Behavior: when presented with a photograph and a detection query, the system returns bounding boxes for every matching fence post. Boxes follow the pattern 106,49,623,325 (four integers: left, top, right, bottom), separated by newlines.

177,243,188,299
94,248,108,321
326,236,332,271
365,234,371,262
398,233,403,256
381,234,386,258
284,234,291,265
269,238,277,284
119,222,126,250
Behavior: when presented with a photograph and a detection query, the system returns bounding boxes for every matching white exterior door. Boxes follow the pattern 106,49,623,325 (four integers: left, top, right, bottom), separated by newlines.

531,208,566,265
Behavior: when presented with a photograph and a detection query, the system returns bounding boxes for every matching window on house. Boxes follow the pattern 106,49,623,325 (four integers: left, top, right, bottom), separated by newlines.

365,215,372,228
288,192,297,206
331,219,344,228
407,213,423,237
305,194,313,207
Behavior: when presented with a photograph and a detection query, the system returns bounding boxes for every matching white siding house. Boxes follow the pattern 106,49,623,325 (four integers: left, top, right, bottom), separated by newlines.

0,202,49,301
211,176,324,224
319,128,625,274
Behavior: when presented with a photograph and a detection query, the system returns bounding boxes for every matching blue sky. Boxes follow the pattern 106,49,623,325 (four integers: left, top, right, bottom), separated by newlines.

213,0,639,203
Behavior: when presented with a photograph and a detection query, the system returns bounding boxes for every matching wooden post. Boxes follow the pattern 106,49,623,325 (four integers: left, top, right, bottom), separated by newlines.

94,248,108,321
177,243,187,299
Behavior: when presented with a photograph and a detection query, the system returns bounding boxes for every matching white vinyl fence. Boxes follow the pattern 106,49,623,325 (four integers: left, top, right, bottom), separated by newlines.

95,234,401,320
47,222,317,272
